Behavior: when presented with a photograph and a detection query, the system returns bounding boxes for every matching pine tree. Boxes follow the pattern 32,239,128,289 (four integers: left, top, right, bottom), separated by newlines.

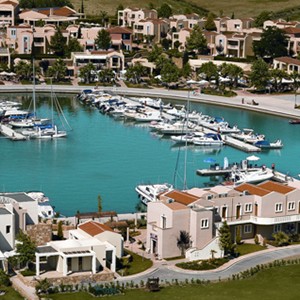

57,221,64,240
219,221,234,255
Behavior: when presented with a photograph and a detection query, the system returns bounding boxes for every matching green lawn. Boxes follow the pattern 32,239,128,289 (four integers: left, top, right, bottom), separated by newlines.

48,263,300,299
117,250,153,276
0,286,24,300
236,243,267,256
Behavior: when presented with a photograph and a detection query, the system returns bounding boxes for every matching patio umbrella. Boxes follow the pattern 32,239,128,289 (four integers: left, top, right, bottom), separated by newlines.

186,79,198,84
203,158,216,163
246,155,260,161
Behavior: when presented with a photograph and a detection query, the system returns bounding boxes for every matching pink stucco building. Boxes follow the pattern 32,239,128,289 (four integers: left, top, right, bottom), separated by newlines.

147,180,300,260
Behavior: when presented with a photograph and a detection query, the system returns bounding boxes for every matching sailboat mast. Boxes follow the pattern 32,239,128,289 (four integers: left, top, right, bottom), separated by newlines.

32,58,36,119
51,78,54,126
183,90,190,190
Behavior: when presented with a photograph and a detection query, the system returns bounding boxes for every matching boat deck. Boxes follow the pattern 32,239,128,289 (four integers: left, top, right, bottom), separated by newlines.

0,124,27,140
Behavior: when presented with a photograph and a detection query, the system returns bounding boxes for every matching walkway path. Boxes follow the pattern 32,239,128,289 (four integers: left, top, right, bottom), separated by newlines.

116,244,300,284
11,274,39,300
1,85,299,119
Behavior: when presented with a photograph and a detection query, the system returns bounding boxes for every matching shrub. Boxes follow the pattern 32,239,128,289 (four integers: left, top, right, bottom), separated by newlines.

273,231,290,246
0,270,10,287
254,234,260,245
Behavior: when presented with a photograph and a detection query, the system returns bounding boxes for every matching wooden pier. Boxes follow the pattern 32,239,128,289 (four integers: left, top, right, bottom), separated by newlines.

0,124,27,141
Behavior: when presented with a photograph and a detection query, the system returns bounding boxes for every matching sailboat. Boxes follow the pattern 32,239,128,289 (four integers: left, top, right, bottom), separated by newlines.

34,82,70,139
10,61,49,128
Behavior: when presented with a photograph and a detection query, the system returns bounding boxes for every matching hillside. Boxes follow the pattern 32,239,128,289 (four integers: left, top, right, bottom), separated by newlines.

71,0,300,19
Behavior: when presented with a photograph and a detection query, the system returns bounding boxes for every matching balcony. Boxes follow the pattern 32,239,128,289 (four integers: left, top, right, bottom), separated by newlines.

226,214,300,226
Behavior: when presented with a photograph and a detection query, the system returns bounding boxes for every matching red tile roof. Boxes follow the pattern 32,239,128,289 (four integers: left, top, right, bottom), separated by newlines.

234,183,271,196
275,56,300,66
258,181,295,194
78,221,113,236
0,0,18,6
107,26,132,34
164,190,199,205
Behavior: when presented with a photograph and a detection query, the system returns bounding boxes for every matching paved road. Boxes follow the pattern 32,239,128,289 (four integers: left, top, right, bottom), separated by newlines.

1,85,300,119
116,245,300,284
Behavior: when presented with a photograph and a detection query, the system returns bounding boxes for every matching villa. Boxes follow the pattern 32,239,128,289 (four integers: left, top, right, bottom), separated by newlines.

146,180,300,261
35,220,124,277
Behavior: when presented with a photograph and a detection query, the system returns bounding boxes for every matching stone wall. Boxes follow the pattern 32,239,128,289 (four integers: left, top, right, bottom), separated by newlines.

26,223,52,246
18,271,114,288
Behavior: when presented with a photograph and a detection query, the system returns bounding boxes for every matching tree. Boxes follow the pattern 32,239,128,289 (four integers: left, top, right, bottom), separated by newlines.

57,220,64,240
186,25,208,55
97,194,102,213
254,11,274,28
35,278,51,295
198,61,218,82
154,55,169,74
249,58,270,91
47,58,67,82
181,62,192,79
218,221,234,255
177,230,191,256
148,45,163,62
253,27,288,59
204,12,217,31
50,27,67,56
161,61,180,88
224,63,244,88
269,68,287,92
14,60,32,80
19,0,73,8
157,4,172,18
95,29,111,50
65,37,83,58
15,231,36,269
99,10,109,26
125,62,147,84
97,68,115,83
79,62,96,84
39,60,50,75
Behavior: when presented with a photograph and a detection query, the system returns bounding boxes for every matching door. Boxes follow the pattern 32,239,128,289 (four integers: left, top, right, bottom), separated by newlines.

236,205,241,219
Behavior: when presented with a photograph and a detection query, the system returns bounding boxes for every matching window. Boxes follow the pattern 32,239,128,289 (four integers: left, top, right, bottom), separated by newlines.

275,203,283,212
6,225,11,234
173,34,179,39
274,224,282,233
161,215,166,229
288,201,295,211
244,224,252,234
244,203,253,213
201,219,209,229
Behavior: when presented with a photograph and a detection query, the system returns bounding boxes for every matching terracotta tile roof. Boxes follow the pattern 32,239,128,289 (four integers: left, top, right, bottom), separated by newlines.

283,27,300,34
275,56,300,66
79,221,113,236
234,183,271,196
35,6,76,17
258,181,295,194
164,190,199,205
107,26,132,34
0,0,18,6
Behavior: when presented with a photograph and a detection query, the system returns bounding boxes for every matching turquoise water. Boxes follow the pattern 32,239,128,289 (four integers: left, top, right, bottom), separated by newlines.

1,93,300,216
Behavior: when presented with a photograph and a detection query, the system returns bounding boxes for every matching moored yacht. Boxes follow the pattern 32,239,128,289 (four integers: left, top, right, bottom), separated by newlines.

135,183,174,205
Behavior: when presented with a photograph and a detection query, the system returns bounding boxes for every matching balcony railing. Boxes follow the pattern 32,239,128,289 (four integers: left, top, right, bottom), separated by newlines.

226,214,300,225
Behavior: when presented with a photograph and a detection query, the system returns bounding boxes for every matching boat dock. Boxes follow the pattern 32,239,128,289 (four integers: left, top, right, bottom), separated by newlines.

0,124,27,141
223,135,261,152
196,168,232,176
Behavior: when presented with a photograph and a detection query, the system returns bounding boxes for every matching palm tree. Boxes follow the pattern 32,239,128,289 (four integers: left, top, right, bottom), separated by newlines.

79,63,95,84
99,10,109,26
289,71,300,107
177,230,191,256
47,58,67,82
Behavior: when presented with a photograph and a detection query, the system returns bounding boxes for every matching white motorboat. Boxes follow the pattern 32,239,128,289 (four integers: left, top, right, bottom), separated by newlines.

9,117,50,128
193,133,224,146
159,121,196,135
134,111,162,122
230,168,274,185
171,132,205,144
244,134,265,144
254,139,283,149
135,183,174,205
231,128,254,140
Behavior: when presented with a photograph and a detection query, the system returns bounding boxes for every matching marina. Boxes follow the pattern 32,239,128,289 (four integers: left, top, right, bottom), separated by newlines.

1,91,300,216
